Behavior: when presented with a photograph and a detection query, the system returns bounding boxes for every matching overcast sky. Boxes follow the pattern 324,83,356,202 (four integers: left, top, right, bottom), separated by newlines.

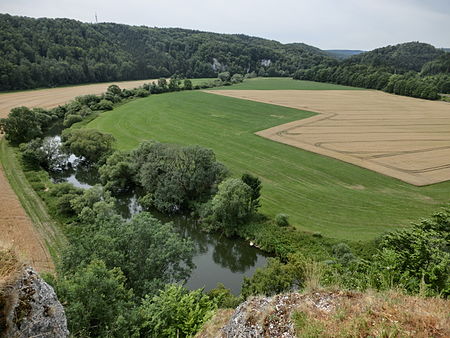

1,0,449,50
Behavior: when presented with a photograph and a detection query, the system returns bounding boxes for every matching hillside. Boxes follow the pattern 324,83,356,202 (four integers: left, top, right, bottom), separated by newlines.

294,42,450,99
0,13,331,91
325,49,365,59
344,41,445,72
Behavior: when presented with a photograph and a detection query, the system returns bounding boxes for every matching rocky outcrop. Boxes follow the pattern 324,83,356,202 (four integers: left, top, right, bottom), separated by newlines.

1,267,68,337
221,292,337,338
199,290,450,337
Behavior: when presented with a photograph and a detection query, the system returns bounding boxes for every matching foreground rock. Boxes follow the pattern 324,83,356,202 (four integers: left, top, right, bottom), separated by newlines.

1,265,68,337
197,290,450,337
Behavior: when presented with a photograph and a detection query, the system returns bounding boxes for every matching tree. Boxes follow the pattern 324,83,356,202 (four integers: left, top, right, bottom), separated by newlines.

133,141,227,213
210,178,253,236
135,285,217,337
20,136,67,170
61,129,115,163
218,71,231,82
99,151,136,194
183,79,193,90
0,107,43,144
231,73,244,83
56,260,133,337
241,173,262,211
61,212,195,297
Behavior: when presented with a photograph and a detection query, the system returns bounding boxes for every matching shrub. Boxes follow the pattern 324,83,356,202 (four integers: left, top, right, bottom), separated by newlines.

275,213,289,227
231,73,244,83
135,285,217,337
63,114,83,127
96,99,114,111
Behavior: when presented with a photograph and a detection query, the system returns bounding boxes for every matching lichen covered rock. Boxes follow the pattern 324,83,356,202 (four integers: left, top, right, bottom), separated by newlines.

1,267,68,337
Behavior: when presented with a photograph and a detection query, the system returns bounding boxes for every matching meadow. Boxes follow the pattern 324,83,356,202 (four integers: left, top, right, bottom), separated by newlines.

212,77,362,90
86,86,450,240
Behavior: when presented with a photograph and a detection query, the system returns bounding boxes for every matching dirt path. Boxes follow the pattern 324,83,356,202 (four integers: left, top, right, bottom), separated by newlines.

0,78,158,118
0,149,54,273
206,90,450,186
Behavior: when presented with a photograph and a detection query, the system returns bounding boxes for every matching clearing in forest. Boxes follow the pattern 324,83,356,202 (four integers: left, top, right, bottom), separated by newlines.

208,90,450,186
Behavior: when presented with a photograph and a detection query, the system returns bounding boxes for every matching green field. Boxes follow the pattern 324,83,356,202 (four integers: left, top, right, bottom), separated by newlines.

86,90,449,240
213,77,362,90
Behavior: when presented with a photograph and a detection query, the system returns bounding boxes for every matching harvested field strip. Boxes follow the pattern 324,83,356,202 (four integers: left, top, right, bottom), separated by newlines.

208,90,450,186
0,78,159,118
0,139,65,272
87,91,450,240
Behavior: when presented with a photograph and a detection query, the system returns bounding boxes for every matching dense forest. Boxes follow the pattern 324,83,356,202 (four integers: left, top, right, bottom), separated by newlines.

0,13,331,90
1,14,449,100
294,42,450,99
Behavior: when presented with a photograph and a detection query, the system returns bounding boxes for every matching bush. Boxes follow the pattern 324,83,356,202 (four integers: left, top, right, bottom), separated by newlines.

63,114,83,127
135,285,217,337
218,72,231,82
275,213,289,227
231,73,244,83
96,99,114,111
134,88,150,97
183,79,193,90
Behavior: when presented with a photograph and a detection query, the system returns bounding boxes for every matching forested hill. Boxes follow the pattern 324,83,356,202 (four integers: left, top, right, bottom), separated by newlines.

344,42,445,72
0,13,332,91
294,42,450,100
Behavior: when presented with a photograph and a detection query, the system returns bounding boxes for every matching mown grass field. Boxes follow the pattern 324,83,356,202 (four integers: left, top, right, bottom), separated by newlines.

213,77,362,90
86,88,449,240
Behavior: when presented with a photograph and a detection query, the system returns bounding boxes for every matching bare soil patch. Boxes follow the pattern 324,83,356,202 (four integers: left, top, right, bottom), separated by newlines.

0,78,158,118
0,162,53,273
207,90,450,186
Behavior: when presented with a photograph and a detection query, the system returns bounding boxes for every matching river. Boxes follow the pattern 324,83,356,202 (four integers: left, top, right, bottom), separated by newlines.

48,136,268,294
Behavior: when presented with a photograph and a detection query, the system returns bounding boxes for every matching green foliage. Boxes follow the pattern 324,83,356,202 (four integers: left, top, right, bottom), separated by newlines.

99,151,136,194
96,99,114,111
0,106,56,144
275,213,289,227
133,141,227,213
231,73,244,83
370,209,450,296
183,79,193,90
56,260,134,337
0,13,331,91
69,185,116,223
241,254,312,298
241,173,261,211
20,137,67,171
61,211,195,297
61,128,115,163
218,72,231,82
63,114,83,127
347,42,444,72
135,285,217,337
210,178,253,236
207,283,242,308
48,183,83,216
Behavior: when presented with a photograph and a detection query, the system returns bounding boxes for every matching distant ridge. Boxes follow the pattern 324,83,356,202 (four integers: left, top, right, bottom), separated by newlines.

325,49,365,59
